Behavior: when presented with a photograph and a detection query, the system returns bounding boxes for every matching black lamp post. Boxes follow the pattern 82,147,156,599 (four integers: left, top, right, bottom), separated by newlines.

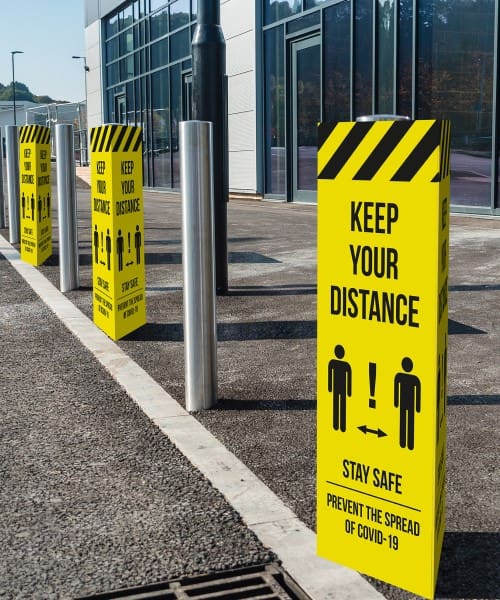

192,1,228,295
11,50,24,126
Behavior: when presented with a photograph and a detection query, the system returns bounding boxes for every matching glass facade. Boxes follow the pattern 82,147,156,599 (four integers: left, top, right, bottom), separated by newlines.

261,0,499,211
103,0,196,188
98,0,498,210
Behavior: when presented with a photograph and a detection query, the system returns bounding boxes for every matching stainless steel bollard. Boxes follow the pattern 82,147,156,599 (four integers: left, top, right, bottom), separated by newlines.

56,124,79,292
180,120,217,411
356,114,411,122
0,128,5,229
5,126,20,244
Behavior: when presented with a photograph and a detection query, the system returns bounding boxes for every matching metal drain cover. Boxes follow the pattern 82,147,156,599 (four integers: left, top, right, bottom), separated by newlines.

76,563,311,599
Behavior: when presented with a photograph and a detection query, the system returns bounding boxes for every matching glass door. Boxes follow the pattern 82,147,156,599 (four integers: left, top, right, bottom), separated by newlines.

115,94,126,125
291,36,321,202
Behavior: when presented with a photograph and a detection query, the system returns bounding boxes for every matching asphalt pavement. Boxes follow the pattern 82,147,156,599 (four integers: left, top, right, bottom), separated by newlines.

0,171,499,600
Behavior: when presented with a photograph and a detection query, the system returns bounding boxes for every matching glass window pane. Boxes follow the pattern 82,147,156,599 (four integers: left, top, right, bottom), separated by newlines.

397,0,413,117
121,29,135,54
106,37,119,62
152,68,171,187
191,0,197,21
354,0,373,117
264,0,301,26
151,7,168,40
106,14,119,38
324,1,351,121
120,5,134,30
107,62,119,86
120,56,134,81
170,28,191,61
377,0,395,113
264,26,286,195
170,63,182,187
286,11,320,34
170,0,191,31
151,38,169,69
304,0,329,7
417,0,495,207
150,0,167,13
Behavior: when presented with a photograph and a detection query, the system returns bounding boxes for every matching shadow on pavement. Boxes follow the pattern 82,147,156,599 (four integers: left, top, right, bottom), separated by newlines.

126,320,317,342
228,285,316,297
212,398,316,411
448,395,500,406
448,319,487,335
72,251,280,266
436,531,499,599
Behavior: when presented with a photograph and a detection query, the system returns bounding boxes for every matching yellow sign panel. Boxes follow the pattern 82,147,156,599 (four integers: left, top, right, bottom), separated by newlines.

19,125,52,265
317,119,450,599
90,124,146,340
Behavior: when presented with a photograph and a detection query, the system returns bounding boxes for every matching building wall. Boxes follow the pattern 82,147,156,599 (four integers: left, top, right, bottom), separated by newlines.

222,0,257,193
85,20,104,130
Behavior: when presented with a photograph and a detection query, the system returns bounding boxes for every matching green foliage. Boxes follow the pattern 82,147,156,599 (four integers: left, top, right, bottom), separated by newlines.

0,81,57,103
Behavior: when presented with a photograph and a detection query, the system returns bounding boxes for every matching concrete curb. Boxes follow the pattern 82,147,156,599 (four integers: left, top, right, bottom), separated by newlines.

0,232,383,600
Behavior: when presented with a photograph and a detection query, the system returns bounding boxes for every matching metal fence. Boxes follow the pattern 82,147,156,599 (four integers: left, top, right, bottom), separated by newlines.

25,101,88,166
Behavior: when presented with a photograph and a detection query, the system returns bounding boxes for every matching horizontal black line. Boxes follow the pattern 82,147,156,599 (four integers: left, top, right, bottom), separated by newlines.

118,286,144,302
326,480,421,512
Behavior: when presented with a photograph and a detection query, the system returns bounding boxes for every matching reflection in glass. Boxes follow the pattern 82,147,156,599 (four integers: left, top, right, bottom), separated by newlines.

151,7,168,40
170,0,190,31
398,0,413,116
151,38,168,69
107,62,119,86
264,0,301,26
106,15,119,39
295,42,320,192
324,1,350,122
377,0,394,113
287,11,320,34
171,63,182,187
150,0,167,12
354,0,373,117
106,37,119,62
264,27,285,195
304,0,329,7
120,5,134,30
418,0,495,207
170,28,190,61
152,68,171,187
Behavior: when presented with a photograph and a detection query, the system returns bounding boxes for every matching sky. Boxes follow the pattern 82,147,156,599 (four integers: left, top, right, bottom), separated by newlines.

0,0,86,103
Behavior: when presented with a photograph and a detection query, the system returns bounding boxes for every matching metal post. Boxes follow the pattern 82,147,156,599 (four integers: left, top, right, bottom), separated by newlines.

192,1,228,295
180,121,217,411
0,128,5,229
56,124,79,292
356,114,411,121
5,126,20,244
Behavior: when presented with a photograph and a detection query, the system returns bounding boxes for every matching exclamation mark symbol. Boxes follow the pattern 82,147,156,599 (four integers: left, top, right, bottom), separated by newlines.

128,232,131,253
369,362,377,408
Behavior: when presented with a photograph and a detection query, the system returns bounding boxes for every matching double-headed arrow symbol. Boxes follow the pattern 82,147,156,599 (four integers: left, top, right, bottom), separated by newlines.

358,425,387,438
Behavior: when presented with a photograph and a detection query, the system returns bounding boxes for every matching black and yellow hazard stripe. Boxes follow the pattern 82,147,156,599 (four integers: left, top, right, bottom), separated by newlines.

318,120,450,183
19,124,50,145
90,124,142,154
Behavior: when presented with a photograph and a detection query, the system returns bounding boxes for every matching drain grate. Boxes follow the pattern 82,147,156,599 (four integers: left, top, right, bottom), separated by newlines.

76,563,311,600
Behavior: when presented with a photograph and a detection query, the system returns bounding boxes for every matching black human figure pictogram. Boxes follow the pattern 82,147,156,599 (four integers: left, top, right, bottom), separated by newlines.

328,344,352,432
43,196,46,218
106,229,112,270
46,193,51,218
93,225,99,264
37,196,42,222
117,229,124,271
30,194,35,221
134,225,142,265
21,193,26,219
394,357,421,450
